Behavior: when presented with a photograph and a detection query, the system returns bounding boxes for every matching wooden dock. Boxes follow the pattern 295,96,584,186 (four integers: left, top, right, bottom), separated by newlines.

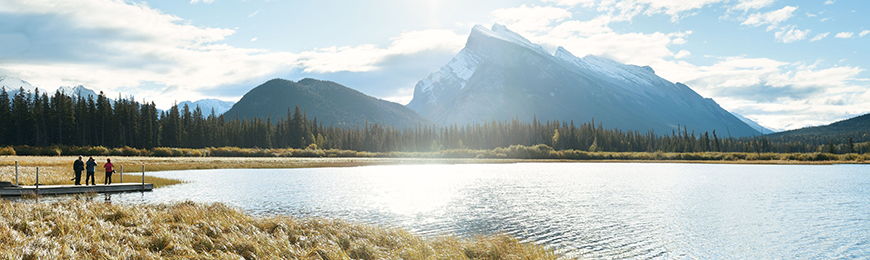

0,183,153,196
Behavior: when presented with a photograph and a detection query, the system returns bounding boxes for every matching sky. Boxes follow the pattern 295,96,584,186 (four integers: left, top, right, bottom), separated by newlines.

0,0,868,131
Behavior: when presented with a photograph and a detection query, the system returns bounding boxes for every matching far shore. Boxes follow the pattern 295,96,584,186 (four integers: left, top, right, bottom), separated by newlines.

2,155,867,188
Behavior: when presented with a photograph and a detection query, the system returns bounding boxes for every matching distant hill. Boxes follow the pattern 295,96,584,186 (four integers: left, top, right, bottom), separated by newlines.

407,24,760,137
223,78,428,128
178,99,235,116
766,113,870,144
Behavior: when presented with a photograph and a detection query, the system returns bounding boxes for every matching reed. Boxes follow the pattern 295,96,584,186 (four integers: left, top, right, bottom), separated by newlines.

0,199,557,260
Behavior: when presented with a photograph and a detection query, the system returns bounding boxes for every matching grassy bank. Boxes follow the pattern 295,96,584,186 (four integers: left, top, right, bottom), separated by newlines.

0,199,556,259
3,147,868,187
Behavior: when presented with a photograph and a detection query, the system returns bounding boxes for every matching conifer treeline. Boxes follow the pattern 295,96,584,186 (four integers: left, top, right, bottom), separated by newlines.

1,88,867,154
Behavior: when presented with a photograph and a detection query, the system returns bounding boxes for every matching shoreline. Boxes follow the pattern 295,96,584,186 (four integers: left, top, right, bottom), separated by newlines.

3,155,865,187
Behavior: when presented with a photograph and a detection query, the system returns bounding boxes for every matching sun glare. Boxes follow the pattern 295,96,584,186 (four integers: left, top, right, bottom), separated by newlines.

365,165,460,217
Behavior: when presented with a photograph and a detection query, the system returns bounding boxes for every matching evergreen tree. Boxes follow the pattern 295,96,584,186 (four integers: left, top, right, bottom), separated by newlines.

0,88,11,145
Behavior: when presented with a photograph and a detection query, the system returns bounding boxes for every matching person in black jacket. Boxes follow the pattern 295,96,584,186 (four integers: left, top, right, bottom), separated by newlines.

73,156,84,185
85,157,97,185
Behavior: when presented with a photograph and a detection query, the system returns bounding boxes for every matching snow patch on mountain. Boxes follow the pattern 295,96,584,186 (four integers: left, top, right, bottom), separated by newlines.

554,47,677,99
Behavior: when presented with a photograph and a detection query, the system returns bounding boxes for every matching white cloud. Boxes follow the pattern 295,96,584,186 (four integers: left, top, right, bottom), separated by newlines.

774,26,809,43
593,0,726,22
548,15,614,37
491,5,572,33
0,0,465,108
675,57,867,130
296,30,465,73
541,0,595,7
250,37,257,42
860,30,870,37
806,12,817,17
809,32,829,42
189,0,214,4
741,6,798,30
824,0,835,4
732,0,777,12
248,10,259,18
636,0,725,20
674,50,691,59
835,32,853,38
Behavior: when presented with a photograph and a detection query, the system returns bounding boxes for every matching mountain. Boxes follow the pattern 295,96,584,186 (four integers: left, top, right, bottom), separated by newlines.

178,99,235,116
407,24,760,137
58,85,100,99
0,76,36,94
53,85,115,105
1,77,105,101
730,112,776,134
765,113,870,144
224,78,428,128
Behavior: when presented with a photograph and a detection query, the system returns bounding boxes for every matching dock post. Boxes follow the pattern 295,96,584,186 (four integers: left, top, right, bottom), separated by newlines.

15,161,18,186
142,165,145,191
35,167,39,194
120,165,123,183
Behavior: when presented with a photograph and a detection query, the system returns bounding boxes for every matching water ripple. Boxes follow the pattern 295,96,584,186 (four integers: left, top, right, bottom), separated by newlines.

97,163,870,259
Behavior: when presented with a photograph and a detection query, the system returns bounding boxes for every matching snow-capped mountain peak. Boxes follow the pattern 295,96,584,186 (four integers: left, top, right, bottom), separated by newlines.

406,23,761,137
0,76,36,93
407,24,553,115
178,98,236,115
58,85,100,99
470,24,550,57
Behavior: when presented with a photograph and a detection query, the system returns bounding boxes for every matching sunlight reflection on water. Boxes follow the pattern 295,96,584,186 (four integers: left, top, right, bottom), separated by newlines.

105,162,870,259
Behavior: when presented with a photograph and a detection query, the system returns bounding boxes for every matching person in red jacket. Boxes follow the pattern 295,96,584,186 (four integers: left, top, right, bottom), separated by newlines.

103,158,115,185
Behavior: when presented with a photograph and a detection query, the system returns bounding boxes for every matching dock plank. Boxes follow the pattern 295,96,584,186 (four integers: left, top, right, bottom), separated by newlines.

0,183,153,196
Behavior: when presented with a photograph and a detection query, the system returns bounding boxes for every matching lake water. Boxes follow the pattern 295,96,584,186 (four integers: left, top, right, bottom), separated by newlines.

106,162,869,259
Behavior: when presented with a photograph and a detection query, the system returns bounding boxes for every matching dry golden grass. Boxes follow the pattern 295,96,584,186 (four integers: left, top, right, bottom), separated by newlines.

0,199,558,260
0,156,187,188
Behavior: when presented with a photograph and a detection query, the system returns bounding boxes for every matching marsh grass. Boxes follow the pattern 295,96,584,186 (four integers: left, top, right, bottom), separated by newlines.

0,156,185,188
0,199,558,259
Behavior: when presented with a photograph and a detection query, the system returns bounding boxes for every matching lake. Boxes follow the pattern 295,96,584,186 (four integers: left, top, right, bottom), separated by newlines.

106,162,870,259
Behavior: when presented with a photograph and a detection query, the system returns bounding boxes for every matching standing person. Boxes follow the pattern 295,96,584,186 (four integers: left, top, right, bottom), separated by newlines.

73,156,84,185
103,158,115,185
85,157,97,185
